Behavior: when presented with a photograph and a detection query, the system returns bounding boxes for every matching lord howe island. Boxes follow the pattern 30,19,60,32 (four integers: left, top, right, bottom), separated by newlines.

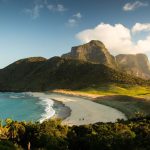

0,0,150,150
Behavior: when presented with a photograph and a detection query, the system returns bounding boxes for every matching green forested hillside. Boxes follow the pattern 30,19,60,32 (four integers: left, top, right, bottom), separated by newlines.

0,57,149,91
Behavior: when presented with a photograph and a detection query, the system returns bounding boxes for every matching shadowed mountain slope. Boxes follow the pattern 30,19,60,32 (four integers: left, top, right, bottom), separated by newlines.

0,56,149,92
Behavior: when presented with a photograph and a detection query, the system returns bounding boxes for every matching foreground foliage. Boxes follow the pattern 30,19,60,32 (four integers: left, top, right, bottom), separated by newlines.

0,117,150,150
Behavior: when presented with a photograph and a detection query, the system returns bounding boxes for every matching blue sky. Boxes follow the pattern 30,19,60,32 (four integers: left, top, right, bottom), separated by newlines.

0,0,150,68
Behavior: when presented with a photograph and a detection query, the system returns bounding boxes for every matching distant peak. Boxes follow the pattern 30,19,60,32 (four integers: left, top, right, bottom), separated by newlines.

116,53,147,58
116,53,150,79
136,53,147,57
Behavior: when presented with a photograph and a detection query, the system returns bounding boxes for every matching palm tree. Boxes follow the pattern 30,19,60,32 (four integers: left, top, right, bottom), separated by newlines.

7,121,25,142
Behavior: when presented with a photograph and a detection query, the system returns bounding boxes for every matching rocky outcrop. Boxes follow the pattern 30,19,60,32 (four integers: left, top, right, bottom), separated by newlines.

62,40,150,79
62,40,117,69
116,54,150,79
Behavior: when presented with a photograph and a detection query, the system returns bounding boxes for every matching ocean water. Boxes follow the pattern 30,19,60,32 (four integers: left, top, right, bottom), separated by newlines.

0,92,56,123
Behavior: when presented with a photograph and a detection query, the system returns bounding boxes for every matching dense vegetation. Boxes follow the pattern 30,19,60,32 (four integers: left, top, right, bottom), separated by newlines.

0,57,150,92
0,117,150,150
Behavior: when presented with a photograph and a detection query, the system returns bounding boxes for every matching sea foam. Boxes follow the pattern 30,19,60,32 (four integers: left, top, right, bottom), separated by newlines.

38,97,55,123
26,92,55,123
9,95,25,99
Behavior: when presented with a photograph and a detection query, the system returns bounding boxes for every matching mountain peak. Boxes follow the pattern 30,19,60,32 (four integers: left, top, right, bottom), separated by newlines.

116,54,150,79
88,40,105,46
62,40,117,68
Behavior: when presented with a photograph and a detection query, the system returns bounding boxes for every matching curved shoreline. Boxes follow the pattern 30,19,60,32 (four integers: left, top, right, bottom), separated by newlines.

32,92,127,126
51,90,150,119
51,99,72,120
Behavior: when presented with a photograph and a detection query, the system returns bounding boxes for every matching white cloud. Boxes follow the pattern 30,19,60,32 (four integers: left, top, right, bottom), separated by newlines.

132,23,150,33
47,4,54,10
56,4,66,12
136,36,150,52
67,12,82,27
47,4,67,12
76,23,150,55
24,4,44,19
73,12,82,19
67,19,77,27
24,0,67,19
123,1,148,11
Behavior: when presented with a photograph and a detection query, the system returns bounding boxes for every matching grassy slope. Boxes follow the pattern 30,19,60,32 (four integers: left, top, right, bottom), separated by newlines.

67,84,150,118
78,84,150,97
95,95,150,118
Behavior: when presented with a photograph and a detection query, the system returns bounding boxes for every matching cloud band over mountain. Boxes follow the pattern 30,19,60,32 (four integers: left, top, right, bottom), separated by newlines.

76,23,150,55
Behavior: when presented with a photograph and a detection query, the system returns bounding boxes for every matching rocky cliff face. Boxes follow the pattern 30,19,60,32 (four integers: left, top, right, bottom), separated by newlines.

116,54,150,79
62,40,117,69
62,40,150,79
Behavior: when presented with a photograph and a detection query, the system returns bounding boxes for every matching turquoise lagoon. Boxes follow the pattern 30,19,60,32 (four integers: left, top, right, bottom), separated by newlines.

0,92,56,123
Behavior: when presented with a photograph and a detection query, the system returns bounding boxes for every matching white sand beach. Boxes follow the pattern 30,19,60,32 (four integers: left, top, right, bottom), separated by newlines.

32,92,127,126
